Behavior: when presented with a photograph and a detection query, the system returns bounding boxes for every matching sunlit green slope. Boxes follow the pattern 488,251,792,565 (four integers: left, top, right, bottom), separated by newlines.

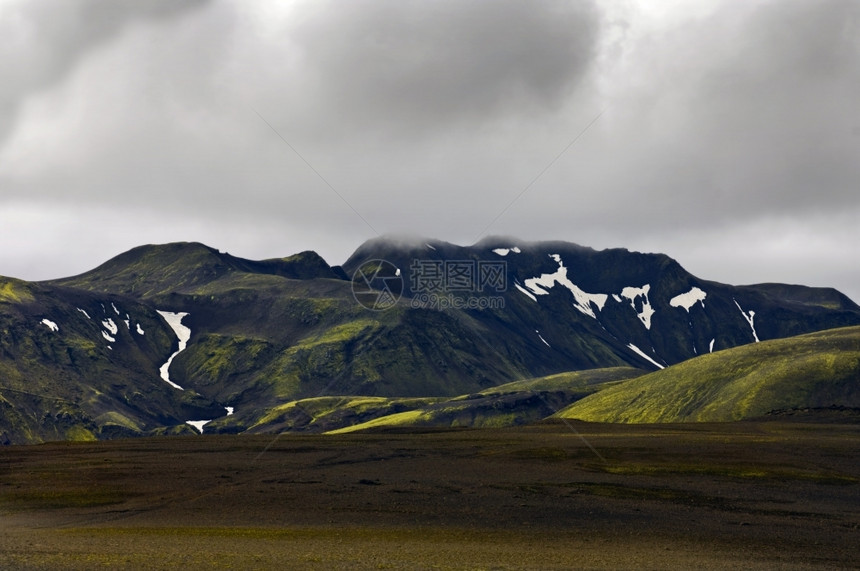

324,367,645,434
556,326,860,423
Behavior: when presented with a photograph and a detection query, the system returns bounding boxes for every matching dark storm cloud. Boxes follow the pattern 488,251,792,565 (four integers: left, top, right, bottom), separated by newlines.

283,0,600,137
570,0,860,236
0,0,605,214
0,0,858,302
0,0,211,147
686,0,860,213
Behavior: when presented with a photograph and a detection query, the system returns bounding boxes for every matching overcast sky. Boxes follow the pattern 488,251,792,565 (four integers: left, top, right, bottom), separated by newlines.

1,0,858,301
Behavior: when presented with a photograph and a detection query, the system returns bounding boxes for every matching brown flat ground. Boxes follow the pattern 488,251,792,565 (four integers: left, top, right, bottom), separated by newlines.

1,421,858,570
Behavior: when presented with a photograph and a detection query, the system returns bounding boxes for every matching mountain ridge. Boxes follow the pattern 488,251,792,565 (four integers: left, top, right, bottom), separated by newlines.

1,236,858,443
50,242,348,300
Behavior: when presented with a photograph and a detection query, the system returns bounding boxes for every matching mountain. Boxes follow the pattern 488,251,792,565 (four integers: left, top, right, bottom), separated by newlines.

555,326,860,423
0,237,858,443
345,236,860,369
0,277,223,444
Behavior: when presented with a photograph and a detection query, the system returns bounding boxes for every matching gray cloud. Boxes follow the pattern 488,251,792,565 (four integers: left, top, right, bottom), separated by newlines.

0,0,211,147
0,0,858,303
283,0,600,137
589,0,860,223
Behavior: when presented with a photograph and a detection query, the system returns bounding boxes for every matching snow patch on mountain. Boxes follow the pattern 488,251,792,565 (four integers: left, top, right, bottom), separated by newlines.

102,331,115,343
620,285,655,329
136,323,145,335
627,343,665,369
670,287,707,312
157,310,191,391
709,338,715,353
41,319,59,332
112,303,120,316
521,254,608,318
425,243,436,251
536,330,551,347
102,318,118,336
76,308,91,320
186,420,211,434
734,300,760,342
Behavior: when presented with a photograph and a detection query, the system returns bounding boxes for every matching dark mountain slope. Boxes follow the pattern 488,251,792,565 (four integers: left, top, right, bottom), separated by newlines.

51,242,347,300
345,236,860,370
48,245,562,415
741,283,858,311
0,277,222,444
43,241,639,416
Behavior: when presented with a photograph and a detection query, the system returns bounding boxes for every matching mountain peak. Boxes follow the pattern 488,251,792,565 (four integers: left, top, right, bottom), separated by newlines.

259,250,348,281
49,242,344,299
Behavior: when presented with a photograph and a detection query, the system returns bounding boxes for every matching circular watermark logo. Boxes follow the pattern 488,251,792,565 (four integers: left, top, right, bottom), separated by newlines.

351,259,403,311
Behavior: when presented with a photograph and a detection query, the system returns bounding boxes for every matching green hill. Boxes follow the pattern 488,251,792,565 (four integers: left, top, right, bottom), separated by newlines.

556,326,860,423
325,367,644,434
51,242,346,300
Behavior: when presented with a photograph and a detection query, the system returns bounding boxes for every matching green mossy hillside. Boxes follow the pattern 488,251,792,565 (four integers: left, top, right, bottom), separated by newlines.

0,282,224,444
240,396,442,433
0,278,35,304
324,367,645,434
557,326,860,423
50,243,346,300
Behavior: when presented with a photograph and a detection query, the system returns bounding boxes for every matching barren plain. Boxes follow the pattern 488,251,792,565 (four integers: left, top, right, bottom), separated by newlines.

1,421,858,569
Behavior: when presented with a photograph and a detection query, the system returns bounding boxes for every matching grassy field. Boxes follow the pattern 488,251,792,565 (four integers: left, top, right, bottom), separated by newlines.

1,421,858,569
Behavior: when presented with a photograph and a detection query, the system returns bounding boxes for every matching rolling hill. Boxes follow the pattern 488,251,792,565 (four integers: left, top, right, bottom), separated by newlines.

556,326,860,423
324,367,644,434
